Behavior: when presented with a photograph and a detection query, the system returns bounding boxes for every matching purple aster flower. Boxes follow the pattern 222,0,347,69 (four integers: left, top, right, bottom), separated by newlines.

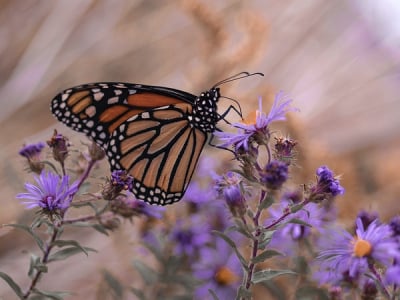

389,215,400,239
102,170,134,200
193,238,242,300
215,93,298,152
111,193,164,219
356,210,380,231
385,265,400,285
314,218,400,286
184,182,216,208
170,216,212,257
19,142,46,173
260,160,289,190
16,171,77,212
265,199,328,255
309,166,344,202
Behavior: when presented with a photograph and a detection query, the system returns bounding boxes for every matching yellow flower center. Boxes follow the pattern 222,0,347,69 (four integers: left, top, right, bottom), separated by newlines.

214,266,238,286
353,238,372,257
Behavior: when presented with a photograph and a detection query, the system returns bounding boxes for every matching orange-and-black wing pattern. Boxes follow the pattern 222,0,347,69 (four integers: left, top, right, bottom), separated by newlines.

51,82,197,147
107,103,207,205
50,82,218,205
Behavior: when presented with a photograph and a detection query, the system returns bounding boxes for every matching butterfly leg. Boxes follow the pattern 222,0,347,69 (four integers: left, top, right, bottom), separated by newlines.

208,129,236,156
217,104,243,125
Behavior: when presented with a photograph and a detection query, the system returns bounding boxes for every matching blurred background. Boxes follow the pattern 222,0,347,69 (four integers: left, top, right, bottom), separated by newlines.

0,0,399,299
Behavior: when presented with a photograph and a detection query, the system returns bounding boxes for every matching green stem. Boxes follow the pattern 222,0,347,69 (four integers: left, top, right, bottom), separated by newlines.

23,225,59,299
368,262,391,299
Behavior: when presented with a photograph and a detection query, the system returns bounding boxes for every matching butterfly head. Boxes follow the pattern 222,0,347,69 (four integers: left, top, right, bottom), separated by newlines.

190,87,220,132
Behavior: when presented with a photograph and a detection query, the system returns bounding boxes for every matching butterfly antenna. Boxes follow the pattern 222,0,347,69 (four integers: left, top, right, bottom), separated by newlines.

213,72,264,88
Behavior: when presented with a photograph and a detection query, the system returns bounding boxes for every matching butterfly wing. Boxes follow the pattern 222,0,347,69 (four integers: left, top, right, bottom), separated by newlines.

50,82,197,147
107,102,207,205
51,82,208,205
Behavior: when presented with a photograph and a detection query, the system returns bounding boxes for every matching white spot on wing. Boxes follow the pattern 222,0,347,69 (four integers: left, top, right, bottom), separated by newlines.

85,106,96,117
107,97,119,104
94,92,104,101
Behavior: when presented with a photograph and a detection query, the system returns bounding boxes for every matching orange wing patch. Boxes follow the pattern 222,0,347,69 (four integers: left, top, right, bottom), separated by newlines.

128,93,185,107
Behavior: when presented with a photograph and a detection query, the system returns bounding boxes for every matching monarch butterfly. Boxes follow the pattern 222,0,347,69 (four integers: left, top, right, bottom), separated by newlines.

50,72,263,205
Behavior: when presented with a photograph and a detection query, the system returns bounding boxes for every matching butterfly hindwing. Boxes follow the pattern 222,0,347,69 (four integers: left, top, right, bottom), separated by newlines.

106,103,207,205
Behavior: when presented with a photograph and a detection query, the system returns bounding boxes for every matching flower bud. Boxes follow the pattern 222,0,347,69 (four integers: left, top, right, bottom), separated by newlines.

102,170,133,200
88,141,105,161
19,142,45,173
47,130,69,164
260,160,289,190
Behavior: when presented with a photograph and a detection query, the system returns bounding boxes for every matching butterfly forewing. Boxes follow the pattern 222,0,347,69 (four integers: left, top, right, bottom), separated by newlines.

50,82,197,147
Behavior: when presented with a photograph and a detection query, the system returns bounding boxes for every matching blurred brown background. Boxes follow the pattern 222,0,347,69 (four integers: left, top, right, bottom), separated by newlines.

1,1,399,299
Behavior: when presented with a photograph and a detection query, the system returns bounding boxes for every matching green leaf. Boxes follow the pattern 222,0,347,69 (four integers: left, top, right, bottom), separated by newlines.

3,224,45,253
246,208,254,219
259,194,274,210
31,288,70,300
212,231,248,270
69,222,109,235
0,271,24,299
237,286,252,300
251,249,284,264
164,255,181,277
295,285,329,300
141,239,164,263
28,254,41,278
130,287,146,300
172,274,197,291
231,220,254,239
132,260,158,284
51,240,89,256
91,224,109,235
69,201,98,212
293,256,310,275
208,289,220,300
75,181,91,195
257,230,275,249
286,218,312,227
47,246,96,262
289,203,306,214
31,216,47,230
103,270,124,299
251,269,296,284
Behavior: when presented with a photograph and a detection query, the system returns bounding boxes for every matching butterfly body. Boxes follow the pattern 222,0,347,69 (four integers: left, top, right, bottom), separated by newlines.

51,82,221,205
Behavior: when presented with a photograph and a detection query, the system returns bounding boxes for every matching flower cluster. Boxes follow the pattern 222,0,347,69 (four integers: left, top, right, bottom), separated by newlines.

6,90,399,300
